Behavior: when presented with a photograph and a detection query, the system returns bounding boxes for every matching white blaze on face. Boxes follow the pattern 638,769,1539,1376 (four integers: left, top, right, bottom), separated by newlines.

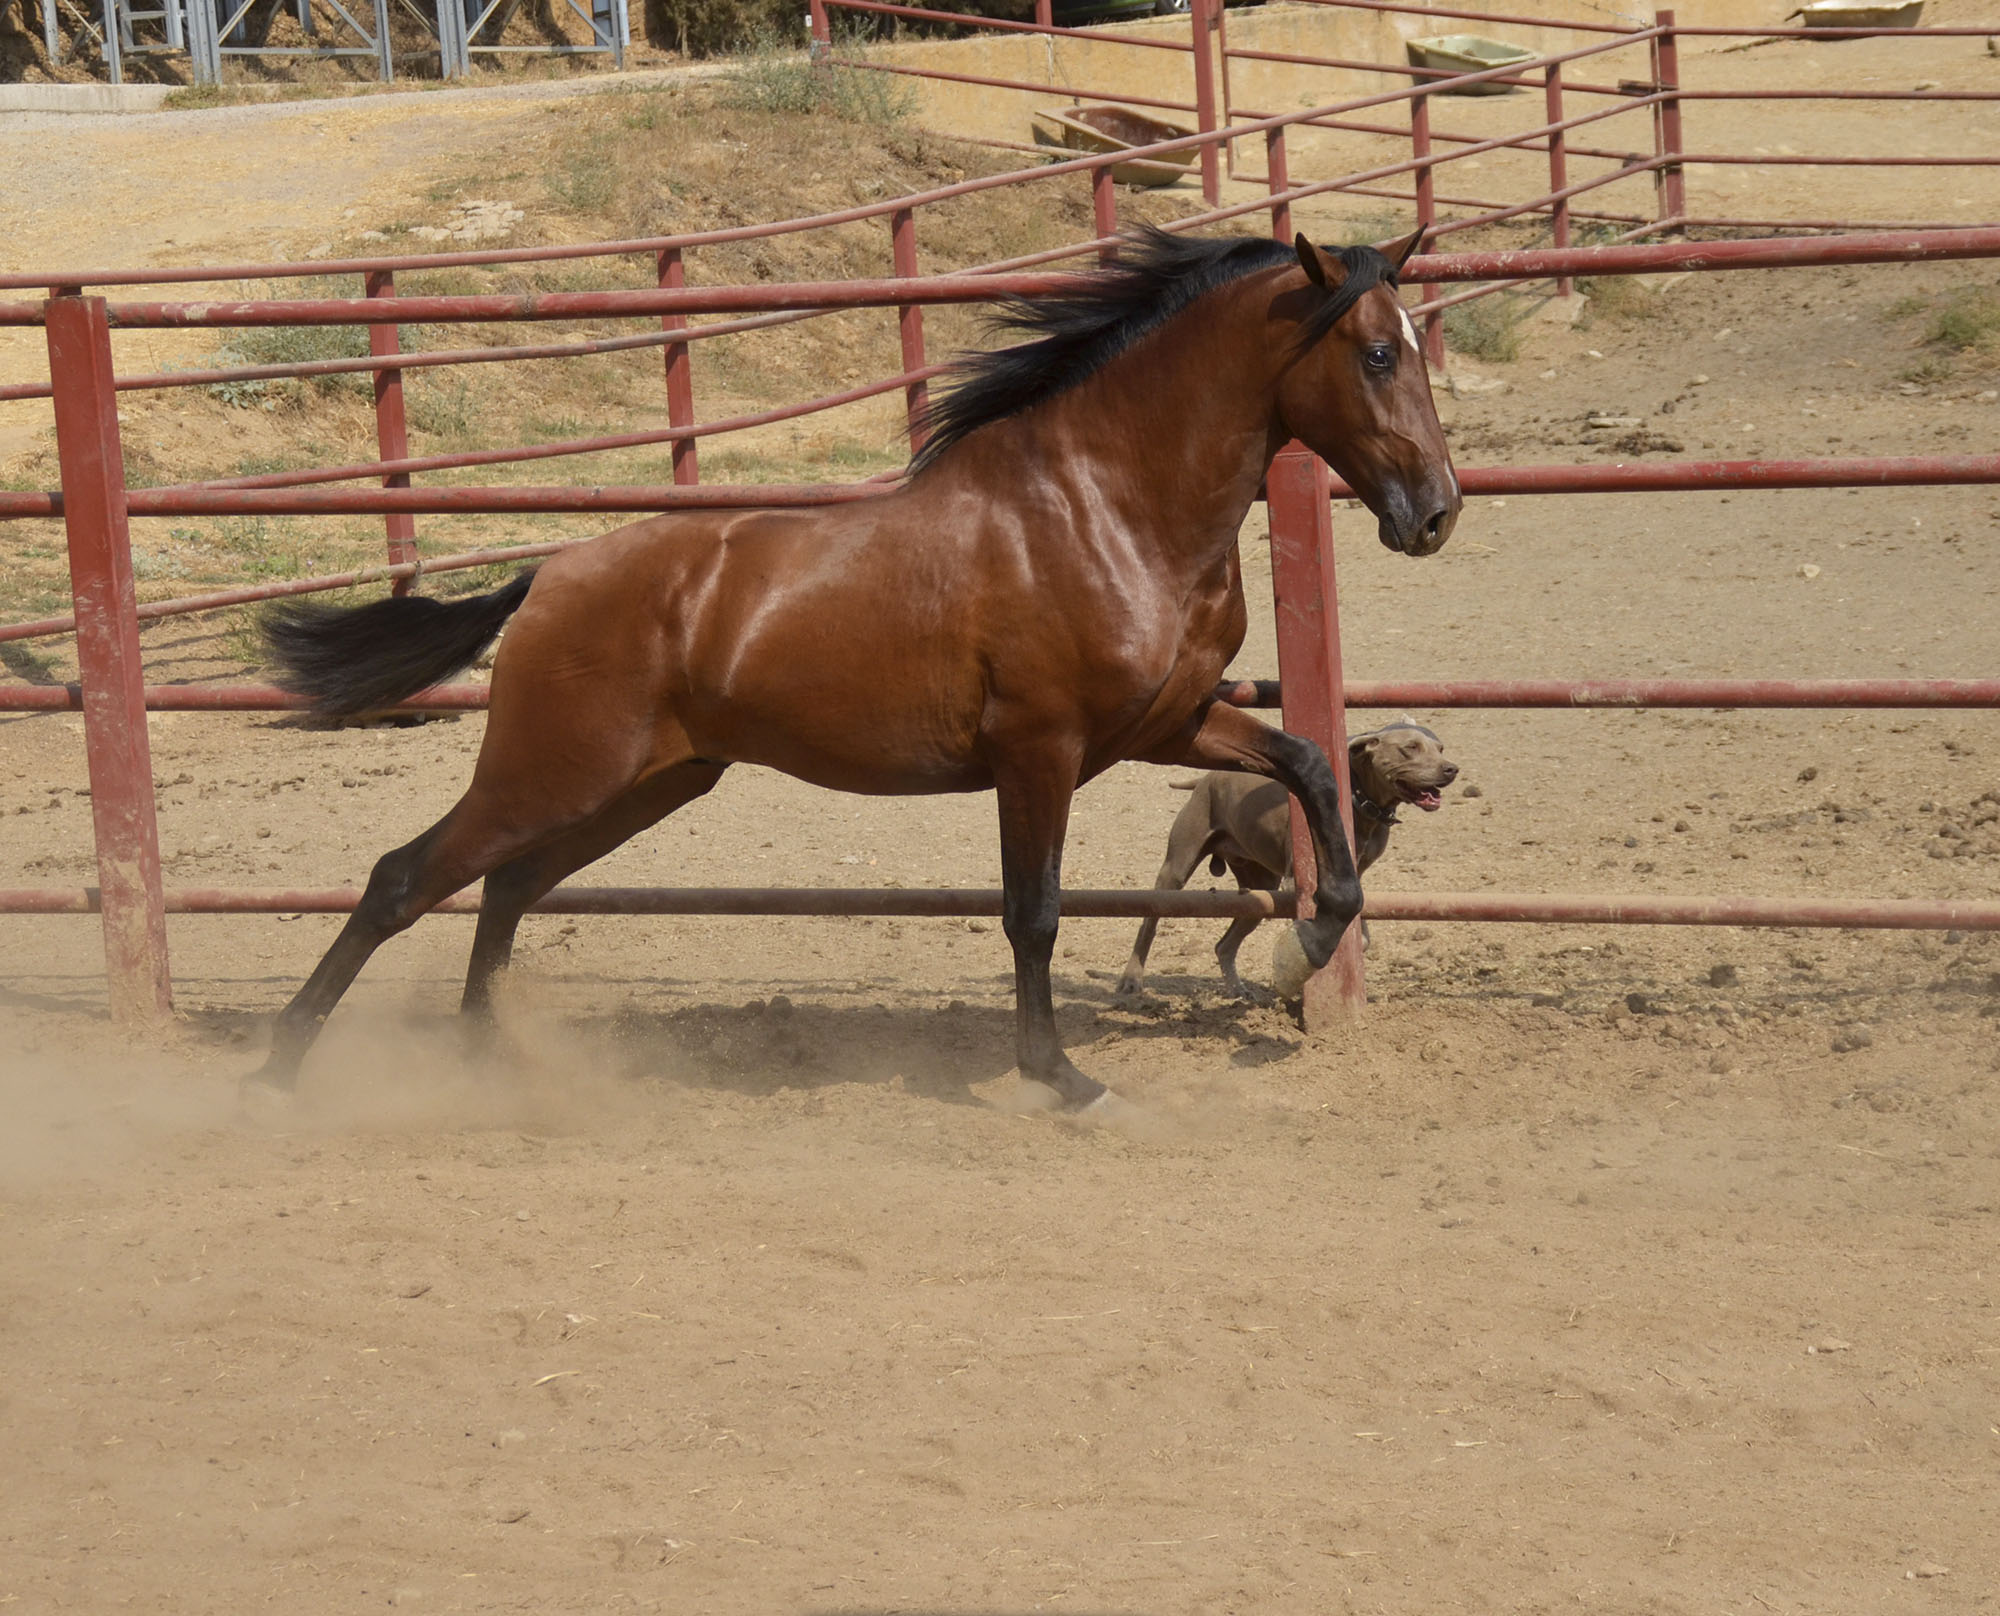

1396,302,1420,354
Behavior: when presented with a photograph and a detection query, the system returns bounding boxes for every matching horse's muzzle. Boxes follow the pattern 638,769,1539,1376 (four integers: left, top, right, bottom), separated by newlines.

1377,492,1460,557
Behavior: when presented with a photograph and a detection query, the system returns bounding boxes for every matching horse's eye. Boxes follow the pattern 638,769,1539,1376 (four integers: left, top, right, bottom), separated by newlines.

1365,344,1395,373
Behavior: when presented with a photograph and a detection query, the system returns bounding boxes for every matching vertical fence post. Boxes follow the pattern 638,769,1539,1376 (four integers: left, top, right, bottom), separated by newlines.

101,0,122,81
807,0,829,58
1653,9,1686,229
890,207,929,455
1409,92,1445,369
45,296,173,1027
436,0,464,76
1544,61,1573,296
1034,0,1050,27
1092,162,1119,264
1189,0,1221,205
657,246,699,485
1215,0,1236,179
1266,443,1363,1022
184,0,221,83
364,269,419,595
42,0,60,63
1265,123,1292,242
372,0,393,80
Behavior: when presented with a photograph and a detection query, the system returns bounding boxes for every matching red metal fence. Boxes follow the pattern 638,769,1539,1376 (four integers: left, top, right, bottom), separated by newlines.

815,0,2000,357
2,18,1997,1031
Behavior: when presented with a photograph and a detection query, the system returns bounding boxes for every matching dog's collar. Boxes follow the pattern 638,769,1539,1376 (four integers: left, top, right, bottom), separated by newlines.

1352,787,1400,826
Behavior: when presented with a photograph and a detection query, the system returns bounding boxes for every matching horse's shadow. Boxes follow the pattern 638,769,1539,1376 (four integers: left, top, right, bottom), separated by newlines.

591,970,1295,1105
171,969,1297,1114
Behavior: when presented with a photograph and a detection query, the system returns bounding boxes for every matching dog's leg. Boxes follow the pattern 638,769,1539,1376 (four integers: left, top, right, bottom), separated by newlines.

1117,785,1218,996
1213,863,1283,1001
1353,823,1389,956
1213,914,1263,999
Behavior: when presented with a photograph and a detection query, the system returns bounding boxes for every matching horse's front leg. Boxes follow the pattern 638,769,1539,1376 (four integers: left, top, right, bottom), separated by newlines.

1141,700,1361,993
991,751,1107,1113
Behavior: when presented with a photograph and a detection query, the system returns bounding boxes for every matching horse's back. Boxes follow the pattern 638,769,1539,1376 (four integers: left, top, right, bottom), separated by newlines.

501,502,995,793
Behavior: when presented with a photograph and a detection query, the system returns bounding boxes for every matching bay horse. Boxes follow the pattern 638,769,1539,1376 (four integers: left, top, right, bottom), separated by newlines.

256,227,1461,1111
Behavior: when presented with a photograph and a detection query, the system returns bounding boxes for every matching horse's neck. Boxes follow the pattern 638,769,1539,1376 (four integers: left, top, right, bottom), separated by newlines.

1033,278,1285,577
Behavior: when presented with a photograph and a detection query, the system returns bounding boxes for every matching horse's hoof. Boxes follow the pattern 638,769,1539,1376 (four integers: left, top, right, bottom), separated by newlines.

1113,975,1141,998
244,1057,299,1095
238,1069,299,1127
1271,923,1315,1000
1074,1088,1150,1132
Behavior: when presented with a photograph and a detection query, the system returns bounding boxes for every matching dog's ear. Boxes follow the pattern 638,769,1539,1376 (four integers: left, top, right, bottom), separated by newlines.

1347,731,1377,758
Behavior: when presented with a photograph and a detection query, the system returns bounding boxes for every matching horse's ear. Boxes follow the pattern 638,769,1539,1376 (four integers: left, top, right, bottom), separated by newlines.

1294,233,1346,290
1383,228,1428,272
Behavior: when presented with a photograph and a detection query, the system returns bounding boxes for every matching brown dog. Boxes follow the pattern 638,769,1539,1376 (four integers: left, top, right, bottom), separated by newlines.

1116,720,1458,999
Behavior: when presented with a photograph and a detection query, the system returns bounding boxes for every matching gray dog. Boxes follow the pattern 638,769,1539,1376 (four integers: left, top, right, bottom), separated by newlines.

1117,720,1458,999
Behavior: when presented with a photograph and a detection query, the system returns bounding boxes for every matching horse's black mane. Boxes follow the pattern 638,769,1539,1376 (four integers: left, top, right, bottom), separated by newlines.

908,226,1398,476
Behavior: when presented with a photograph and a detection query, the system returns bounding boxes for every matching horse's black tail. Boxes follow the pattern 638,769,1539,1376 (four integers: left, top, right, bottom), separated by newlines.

261,571,536,718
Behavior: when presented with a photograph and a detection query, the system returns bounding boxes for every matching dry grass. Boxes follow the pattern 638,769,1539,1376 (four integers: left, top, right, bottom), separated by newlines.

1882,282,2000,386
1577,274,1658,324
1442,292,1526,363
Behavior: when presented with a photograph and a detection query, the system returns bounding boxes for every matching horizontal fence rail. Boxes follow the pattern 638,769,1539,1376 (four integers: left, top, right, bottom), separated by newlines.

7,230,1998,333
6,679,1998,716
2,452,1996,645
2,886,1995,933
4,450,1995,527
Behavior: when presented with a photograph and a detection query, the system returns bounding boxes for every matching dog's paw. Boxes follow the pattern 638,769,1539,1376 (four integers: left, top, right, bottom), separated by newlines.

1271,924,1315,1000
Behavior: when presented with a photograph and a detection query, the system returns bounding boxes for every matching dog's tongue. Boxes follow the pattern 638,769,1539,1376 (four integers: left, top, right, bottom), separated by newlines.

1411,788,1443,812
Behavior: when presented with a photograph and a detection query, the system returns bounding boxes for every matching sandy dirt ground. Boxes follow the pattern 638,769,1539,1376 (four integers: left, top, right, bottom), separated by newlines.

3,45,1999,1616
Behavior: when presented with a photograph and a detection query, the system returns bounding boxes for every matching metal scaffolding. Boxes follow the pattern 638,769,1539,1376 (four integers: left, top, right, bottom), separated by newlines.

29,0,626,83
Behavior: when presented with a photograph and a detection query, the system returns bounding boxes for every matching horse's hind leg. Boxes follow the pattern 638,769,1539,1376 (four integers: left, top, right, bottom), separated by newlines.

254,768,663,1089
252,809,519,1089
461,761,728,1019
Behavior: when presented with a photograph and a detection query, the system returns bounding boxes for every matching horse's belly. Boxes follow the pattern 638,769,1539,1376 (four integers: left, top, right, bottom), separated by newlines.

675,687,991,797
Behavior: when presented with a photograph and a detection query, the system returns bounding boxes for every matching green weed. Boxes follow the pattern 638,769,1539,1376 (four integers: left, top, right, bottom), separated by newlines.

1925,289,2000,351
1442,294,1522,363
613,85,685,131
1578,275,1656,323
208,305,372,408
0,641,61,685
718,32,915,124
232,454,306,479
548,150,620,214
400,268,490,299
406,372,477,439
